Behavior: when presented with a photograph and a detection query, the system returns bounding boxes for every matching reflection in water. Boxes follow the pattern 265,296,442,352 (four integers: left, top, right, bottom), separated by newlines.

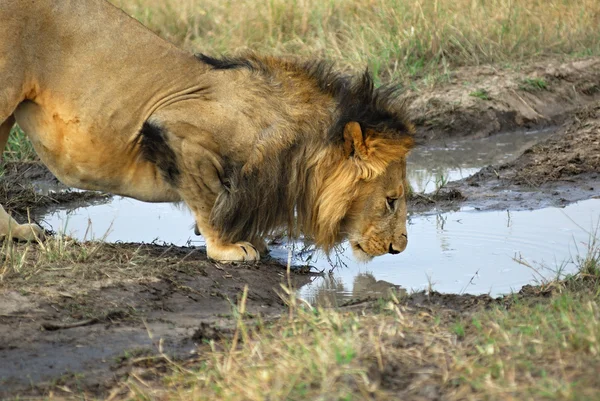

40,197,199,246
303,273,348,307
407,128,555,193
41,197,600,301
297,200,600,301
303,272,406,306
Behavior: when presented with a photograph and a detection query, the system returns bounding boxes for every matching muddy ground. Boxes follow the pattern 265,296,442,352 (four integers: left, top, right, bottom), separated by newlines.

1,57,600,398
411,100,600,213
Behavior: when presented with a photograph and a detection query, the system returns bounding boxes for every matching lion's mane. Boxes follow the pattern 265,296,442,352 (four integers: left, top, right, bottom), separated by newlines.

201,54,415,251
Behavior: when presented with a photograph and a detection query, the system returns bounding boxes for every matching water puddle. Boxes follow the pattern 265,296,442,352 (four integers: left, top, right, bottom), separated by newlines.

408,128,554,193
295,199,600,303
41,197,199,245
40,196,600,300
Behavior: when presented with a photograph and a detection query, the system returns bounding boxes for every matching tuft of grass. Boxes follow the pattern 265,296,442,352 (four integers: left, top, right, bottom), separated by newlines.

469,88,491,100
0,234,200,286
112,0,600,83
434,172,449,194
520,77,549,92
4,125,36,162
576,228,600,278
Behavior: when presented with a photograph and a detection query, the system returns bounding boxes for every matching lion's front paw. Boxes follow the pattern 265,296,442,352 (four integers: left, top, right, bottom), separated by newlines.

207,241,260,262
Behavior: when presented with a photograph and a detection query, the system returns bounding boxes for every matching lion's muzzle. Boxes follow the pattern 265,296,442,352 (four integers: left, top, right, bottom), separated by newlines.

388,233,408,254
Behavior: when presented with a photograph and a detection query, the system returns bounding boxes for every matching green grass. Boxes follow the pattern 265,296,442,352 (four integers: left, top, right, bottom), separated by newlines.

112,0,600,83
455,292,600,400
520,77,549,92
2,125,36,164
469,88,491,100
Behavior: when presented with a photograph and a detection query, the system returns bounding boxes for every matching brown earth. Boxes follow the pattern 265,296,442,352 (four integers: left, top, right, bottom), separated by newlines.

1,57,600,398
0,161,110,224
411,100,600,213
407,57,600,140
0,242,311,398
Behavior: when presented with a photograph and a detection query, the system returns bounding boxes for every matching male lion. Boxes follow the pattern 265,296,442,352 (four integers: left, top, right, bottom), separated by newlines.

0,0,414,262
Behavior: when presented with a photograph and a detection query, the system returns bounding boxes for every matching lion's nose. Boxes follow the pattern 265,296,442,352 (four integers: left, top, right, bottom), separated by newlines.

389,234,408,255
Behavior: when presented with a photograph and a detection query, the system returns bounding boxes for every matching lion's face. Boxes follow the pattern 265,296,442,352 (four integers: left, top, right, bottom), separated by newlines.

343,159,409,262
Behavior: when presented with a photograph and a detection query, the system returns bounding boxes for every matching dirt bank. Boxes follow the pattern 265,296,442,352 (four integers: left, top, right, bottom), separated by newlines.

411,100,600,213
408,57,600,140
0,161,110,223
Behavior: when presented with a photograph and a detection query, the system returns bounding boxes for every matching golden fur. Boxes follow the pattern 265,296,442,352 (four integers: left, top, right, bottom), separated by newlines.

0,0,414,261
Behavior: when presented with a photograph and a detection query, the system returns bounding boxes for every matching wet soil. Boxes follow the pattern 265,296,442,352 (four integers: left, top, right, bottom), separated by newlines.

410,100,600,213
0,243,311,397
0,161,110,222
1,57,600,398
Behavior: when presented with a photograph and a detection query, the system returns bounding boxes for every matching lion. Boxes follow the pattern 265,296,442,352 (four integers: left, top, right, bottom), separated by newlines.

0,0,414,262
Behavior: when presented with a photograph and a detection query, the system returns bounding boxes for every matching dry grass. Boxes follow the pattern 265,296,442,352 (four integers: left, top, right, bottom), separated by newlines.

103,226,600,401
116,289,458,400
111,283,600,400
0,237,203,287
112,0,600,83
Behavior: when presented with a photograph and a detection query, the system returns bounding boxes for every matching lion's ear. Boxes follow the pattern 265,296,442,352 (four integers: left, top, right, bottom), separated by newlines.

343,121,369,159
343,121,414,179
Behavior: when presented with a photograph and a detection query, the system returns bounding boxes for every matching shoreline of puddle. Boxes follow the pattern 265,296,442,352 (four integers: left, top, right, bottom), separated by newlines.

38,196,600,301
30,127,600,301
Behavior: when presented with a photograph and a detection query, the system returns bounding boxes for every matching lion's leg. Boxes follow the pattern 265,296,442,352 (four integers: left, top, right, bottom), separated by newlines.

0,115,15,154
192,212,260,262
0,116,44,241
0,56,44,241
182,181,260,262
173,143,260,262
194,223,267,257
0,204,43,242
249,236,269,255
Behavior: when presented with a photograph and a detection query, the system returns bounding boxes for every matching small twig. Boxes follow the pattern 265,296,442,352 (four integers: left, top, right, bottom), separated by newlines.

41,318,98,331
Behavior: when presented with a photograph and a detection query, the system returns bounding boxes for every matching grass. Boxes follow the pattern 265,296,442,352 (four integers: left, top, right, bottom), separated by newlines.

469,88,491,100
0,235,206,286
111,0,600,83
105,226,600,401
453,294,600,400
520,77,549,92
4,125,36,162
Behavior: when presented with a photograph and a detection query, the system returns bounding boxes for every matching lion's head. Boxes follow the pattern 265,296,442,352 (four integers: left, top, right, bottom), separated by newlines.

311,120,414,261
344,158,410,261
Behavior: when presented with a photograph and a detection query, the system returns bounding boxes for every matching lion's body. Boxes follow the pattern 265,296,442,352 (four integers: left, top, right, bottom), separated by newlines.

0,0,415,261
3,0,214,201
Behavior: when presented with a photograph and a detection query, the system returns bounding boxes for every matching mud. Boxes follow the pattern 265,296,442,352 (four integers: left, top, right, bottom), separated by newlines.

1,57,600,398
410,100,600,214
408,57,600,140
0,161,110,222
0,243,311,397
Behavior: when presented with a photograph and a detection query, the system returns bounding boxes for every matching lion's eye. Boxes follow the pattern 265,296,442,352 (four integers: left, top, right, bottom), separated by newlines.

386,197,397,211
